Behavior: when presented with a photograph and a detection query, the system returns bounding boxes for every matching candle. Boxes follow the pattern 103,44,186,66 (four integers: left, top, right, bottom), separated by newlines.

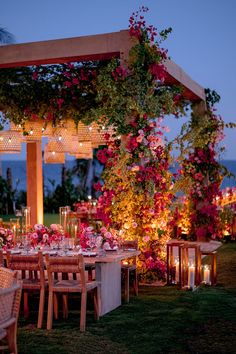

175,260,179,283
203,265,211,285
188,264,195,289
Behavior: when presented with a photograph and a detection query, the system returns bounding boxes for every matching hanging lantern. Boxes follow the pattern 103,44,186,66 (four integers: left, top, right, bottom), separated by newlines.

0,130,22,154
47,136,78,153
68,140,93,159
41,122,54,136
21,121,43,141
88,122,113,148
44,143,65,164
77,122,91,141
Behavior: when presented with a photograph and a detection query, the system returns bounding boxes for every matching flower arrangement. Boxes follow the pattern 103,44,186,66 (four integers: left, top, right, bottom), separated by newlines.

0,227,13,249
26,224,64,248
78,224,119,250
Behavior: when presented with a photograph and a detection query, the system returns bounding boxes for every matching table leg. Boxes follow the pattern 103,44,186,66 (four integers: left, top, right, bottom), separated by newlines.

95,262,121,316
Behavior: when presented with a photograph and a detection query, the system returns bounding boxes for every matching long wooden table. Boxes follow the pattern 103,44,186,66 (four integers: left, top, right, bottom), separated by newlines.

84,250,140,315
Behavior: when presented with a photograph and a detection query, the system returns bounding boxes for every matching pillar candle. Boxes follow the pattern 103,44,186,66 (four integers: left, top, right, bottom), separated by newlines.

188,264,195,289
203,265,211,285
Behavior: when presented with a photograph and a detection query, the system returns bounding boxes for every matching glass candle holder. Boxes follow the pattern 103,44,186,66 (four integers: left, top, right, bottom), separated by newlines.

21,206,31,233
188,263,195,289
68,217,79,239
59,206,71,232
10,218,20,246
202,264,211,285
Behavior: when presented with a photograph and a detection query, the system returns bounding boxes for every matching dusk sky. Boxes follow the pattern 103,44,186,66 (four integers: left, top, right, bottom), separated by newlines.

1,0,236,159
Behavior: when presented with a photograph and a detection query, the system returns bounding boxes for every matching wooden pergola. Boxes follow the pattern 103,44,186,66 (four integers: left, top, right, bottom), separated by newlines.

0,30,206,225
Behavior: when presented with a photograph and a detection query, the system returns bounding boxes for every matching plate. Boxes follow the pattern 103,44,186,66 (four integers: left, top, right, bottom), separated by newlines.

10,250,21,254
82,251,97,257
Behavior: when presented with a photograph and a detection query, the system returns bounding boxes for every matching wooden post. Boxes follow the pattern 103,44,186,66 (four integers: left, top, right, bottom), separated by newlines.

26,142,43,225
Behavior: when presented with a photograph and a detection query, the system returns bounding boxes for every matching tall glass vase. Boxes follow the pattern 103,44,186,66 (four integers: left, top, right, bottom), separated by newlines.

59,206,71,233
21,206,31,233
10,218,20,246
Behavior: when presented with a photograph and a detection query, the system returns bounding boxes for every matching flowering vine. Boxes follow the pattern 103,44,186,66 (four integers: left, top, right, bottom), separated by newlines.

176,92,226,241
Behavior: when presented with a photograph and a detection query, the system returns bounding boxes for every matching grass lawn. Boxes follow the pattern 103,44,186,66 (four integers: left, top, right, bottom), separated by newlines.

0,214,60,227
13,242,236,353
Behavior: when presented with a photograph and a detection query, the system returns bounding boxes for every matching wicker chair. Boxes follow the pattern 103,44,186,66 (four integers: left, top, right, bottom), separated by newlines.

0,267,18,288
0,250,4,267
121,240,139,303
6,251,46,329
45,254,99,332
0,281,22,354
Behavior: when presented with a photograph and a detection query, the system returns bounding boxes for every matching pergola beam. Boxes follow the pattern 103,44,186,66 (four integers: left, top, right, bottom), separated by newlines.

0,30,205,102
0,30,131,67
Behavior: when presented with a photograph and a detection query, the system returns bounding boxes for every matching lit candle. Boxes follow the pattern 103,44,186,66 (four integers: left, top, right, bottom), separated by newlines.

203,265,211,285
188,264,195,289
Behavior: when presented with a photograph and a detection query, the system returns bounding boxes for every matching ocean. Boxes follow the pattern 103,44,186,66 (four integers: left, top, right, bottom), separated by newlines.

0,160,235,192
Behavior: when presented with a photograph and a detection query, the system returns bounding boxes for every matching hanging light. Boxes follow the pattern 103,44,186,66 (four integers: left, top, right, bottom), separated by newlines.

0,130,22,154
88,122,114,148
47,135,80,153
44,143,65,164
68,140,93,159
22,121,43,141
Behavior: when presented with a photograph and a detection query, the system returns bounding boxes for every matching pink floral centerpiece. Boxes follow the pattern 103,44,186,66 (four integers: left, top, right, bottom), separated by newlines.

26,224,65,248
0,227,14,250
78,224,119,250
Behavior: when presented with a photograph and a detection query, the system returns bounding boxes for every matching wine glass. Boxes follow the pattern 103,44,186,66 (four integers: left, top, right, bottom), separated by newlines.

15,234,23,250
87,235,96,251
22,236,31,254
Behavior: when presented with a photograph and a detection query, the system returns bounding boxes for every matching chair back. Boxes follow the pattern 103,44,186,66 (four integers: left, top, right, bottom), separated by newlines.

6,252,45,288
122,239,138,250
45,254,86,290
0,283,21,326
0,250,4,267
0,267,17,288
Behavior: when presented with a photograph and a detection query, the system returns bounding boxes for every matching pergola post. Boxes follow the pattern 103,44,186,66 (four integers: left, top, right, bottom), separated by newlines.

26,142,43,225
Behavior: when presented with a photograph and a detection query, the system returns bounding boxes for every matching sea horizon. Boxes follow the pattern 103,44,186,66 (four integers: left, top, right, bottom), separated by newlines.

0,159,235,192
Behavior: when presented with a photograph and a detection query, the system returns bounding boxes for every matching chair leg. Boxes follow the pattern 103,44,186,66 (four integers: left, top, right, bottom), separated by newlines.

23,292,29,318
47,291,53,330
6,322,17,354
53,294,59,320
80,291,87,332
88,268,93,281
62,294,68,319
124,268,130,303
37,288,45,329
133,270,138,296
93,288,99,321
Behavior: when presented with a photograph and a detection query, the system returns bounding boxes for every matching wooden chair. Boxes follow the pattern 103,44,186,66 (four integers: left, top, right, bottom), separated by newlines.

45,254,99,332
121,240,138,303
6,251,46,329
0,281,22,354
